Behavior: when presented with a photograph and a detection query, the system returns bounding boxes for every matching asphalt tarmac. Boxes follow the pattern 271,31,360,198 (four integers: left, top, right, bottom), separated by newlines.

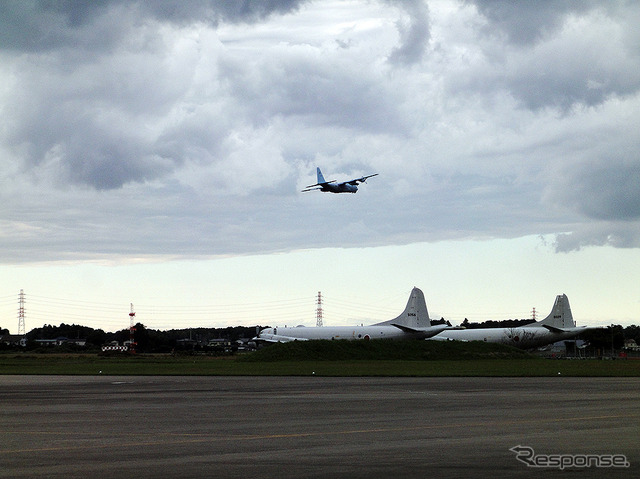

1,375,638,478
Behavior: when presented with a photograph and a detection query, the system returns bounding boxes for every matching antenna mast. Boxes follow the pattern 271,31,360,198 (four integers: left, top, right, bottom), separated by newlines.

129,303,137,354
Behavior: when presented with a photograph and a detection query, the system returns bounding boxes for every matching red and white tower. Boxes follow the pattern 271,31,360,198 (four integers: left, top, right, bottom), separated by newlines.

128,303,137,354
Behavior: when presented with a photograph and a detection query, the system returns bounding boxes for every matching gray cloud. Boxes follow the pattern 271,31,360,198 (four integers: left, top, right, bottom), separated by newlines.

554,222,640,252
457,0,640,111
0,0,308,52
468,0,601,45
1,0,639,262
545,162,640,221
385,0,431,65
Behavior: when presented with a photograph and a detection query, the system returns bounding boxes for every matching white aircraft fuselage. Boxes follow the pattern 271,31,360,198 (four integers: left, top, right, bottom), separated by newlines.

431,325,591,349
432,294,597,349
257,324,449,342
255,287,447,343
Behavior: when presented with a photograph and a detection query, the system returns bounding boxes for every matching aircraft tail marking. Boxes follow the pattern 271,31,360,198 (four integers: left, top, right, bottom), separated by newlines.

375,287,431,329
525,294,576,329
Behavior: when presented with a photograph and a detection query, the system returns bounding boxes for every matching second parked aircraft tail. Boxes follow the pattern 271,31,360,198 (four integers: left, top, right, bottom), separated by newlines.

524,294,576,331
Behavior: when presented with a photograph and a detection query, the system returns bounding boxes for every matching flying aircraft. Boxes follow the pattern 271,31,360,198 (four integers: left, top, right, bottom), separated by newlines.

431,294,599,349
254,287,449,342
301,167,378,193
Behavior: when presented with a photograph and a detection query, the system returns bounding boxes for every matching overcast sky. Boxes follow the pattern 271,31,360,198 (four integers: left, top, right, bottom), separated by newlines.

1,0,639,333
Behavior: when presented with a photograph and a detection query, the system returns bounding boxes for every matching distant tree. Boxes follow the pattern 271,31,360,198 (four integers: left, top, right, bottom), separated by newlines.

581,325,625,352
623,325,640,343
463,318,535,329
86,329,108,347
21,323,264,353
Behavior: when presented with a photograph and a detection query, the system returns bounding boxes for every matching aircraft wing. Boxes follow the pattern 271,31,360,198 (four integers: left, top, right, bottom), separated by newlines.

301,180,336,192
344,173,378,186
254,334,310,343
391,323,450,338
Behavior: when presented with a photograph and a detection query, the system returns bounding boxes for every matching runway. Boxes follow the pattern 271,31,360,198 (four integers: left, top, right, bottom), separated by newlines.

1,376,638,478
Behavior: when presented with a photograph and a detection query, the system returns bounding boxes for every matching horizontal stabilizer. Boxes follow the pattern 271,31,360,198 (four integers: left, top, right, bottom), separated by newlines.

391,323,450,338
541,324,568,333
391,323,420,333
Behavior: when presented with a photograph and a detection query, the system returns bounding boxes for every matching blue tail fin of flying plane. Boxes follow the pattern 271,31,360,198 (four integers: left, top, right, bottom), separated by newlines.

316,167,326,184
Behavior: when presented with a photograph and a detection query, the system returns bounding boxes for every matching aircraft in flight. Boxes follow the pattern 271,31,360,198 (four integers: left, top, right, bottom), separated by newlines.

254,287,449,342
301,167,378,193
431,294,599,349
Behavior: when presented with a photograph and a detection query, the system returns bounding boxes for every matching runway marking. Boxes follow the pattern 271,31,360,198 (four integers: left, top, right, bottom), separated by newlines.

2,413,639,455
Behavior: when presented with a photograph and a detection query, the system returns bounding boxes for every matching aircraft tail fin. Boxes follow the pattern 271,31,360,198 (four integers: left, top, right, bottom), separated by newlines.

525,294,576,329
375,287,431,329
316,167,326,184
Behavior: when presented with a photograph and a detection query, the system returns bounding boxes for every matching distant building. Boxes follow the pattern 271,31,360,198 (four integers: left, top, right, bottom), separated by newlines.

34,337,87,347
0,334,26,347
207,338,232,350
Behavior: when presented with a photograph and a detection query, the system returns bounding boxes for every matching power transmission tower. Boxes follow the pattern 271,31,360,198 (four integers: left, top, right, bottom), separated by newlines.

316,291,323,327
18,289,25,336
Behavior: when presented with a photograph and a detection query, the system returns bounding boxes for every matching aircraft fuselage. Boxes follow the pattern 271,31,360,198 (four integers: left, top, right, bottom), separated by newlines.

257,324,448,342
322,183,358,193
432,326,590,349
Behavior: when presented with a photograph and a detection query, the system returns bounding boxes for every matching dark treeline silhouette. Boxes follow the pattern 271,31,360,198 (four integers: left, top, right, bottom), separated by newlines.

459,318,535,329
0,323,262,353
2,322,639,354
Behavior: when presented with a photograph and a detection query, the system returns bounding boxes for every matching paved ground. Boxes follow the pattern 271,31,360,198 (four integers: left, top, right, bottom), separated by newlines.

0,376,638,478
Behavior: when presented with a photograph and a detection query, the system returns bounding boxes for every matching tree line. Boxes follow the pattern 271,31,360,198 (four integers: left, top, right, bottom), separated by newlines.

1,323,262,353
1,321,639,354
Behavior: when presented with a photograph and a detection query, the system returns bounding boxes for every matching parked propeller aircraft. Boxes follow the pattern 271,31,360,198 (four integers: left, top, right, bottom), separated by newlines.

432,294,599,349
301,167,378,193
254,287,449,342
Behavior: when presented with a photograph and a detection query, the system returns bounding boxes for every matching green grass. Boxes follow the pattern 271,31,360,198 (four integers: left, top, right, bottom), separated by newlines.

0,340,639,377
241,339,535,361
0,356,638,377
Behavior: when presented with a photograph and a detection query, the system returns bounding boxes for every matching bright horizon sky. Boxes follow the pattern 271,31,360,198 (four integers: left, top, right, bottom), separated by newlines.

1,235,638,334
1,1,639,334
